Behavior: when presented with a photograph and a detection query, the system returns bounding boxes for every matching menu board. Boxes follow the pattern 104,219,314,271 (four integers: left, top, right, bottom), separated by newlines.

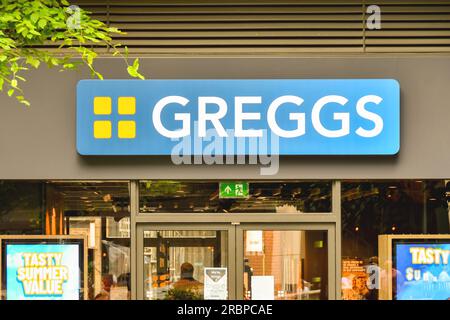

395,242,450,300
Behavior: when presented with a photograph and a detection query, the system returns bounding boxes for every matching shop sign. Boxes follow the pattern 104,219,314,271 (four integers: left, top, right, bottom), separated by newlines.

77,79,400,156
219,182,249,198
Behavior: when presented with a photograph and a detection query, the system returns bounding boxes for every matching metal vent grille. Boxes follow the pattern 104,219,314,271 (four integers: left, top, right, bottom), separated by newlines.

67,0,450,54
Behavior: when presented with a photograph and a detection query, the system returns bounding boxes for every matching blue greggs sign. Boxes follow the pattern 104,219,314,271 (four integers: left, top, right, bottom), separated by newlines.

76,79,400,155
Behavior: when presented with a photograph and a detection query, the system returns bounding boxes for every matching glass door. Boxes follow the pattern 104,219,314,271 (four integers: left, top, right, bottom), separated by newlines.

137,223,335,300
136,224,236,300
236,224,335,300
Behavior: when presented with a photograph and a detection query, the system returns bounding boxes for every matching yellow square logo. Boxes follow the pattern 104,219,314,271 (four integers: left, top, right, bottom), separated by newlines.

94,97,112,115
118,97,136,115
118,121,136,139
94,121,112,139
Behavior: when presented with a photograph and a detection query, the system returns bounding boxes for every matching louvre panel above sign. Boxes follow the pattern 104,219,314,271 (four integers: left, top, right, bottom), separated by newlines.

63,0,450,54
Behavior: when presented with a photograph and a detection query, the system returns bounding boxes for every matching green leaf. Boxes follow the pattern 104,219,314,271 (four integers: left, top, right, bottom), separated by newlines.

30,12,40,24
133,58,139,69
26,56,40,69
87,54,94,65
63,63,73,68
38,19,47,29
50,57,59,66
129,58,145,79
127,65,138,78
0,0,143,106
29,29,41,36
19,99,30,107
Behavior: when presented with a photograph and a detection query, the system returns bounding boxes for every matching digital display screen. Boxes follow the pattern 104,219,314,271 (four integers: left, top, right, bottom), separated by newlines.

395,242,450,300
4,243,82,300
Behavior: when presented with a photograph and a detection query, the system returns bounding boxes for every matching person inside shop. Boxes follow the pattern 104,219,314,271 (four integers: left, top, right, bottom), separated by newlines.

171,262,204,299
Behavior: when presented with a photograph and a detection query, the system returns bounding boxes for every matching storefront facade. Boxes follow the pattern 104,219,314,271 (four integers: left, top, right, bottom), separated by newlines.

1,1,450,300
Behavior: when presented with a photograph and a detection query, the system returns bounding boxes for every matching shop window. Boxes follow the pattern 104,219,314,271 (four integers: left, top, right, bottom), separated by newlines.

139,180,332,214
52,181,131,300
341,180,450,300
0,180,131,300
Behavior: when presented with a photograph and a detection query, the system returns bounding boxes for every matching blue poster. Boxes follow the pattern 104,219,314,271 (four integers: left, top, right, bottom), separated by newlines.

6,244,81,300
396,243,450,300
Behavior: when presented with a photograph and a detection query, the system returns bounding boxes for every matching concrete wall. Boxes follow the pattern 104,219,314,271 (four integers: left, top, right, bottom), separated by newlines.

0,55,449,179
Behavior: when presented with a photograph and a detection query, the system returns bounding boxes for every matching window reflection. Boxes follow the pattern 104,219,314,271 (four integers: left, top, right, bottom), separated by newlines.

0,181,43,234
139,181,331,213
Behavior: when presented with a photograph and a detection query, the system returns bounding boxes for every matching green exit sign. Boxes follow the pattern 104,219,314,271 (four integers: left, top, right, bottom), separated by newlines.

219,182,249,199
